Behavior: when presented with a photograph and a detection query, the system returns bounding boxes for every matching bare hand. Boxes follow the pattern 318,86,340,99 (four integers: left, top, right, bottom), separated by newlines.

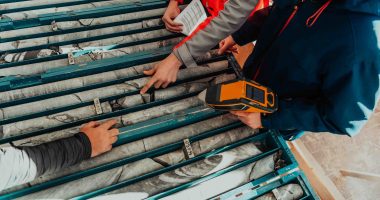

230,111,262,129
162,0,183,32
218,35,238,55
80,120,119,157
140,53,182,94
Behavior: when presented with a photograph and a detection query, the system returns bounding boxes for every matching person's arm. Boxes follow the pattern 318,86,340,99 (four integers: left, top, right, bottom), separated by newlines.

261,68,379,135
140,0,259,94
218,6,272,55
173,0,259,68
162,0,183,33
263,52,380,135
233,56,380,136
0,133,90,191
0,120,118,191
231,6,271,46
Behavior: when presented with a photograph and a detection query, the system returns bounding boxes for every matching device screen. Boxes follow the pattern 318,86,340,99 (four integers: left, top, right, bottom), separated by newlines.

246,85,265,103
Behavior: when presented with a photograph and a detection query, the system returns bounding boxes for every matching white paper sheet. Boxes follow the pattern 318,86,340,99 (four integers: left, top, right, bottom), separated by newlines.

174,0,207,36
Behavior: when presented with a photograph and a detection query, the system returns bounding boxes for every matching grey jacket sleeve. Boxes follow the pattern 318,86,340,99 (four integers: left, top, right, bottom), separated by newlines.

173,0,259,68
0,133,91,191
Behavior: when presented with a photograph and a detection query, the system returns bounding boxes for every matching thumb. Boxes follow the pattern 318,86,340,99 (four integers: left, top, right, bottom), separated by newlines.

230,111,251,117
99,119,117,130
219,40,225,48
143,68,156,76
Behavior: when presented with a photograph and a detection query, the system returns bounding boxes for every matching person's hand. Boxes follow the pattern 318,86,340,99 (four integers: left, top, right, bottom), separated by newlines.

80,119,119,157
230,111,262,129
218,35,238,55
140,53,182,94
162,0,183,32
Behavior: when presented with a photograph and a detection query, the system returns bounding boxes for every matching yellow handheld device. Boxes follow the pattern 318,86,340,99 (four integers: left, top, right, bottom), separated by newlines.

199,79,277,113
198,55,278,113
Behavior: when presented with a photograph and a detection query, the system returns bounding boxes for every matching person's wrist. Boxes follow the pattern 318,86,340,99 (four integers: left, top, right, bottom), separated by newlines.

229,35,237,46
258,114,263,128
169,53,182,68
75,132,92,159
169,0,179,6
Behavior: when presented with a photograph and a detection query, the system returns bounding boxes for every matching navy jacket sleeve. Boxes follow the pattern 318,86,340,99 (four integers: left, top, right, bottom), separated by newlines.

232,7,271,46
261,49,380,136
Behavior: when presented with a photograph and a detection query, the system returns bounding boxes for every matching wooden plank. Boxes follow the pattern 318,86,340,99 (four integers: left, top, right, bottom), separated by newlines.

340,169,380,181
288,140,345,200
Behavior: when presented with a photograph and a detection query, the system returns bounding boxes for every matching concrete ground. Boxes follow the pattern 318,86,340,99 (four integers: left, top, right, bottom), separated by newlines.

301,102,380,200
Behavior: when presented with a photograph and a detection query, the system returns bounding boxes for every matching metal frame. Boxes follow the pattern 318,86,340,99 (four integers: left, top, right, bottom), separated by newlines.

146,129,298,200
212,166,320,200
0,60,230,125
0,55,225,108
1,25,171,54
72,131,282,199
0,0,167,31
0,0,108,15
0,1,319,199
0,107,233,200
0,47,171,92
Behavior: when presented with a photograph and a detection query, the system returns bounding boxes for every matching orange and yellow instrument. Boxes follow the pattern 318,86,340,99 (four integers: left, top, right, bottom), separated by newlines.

198,79,277,113
198,55,277,113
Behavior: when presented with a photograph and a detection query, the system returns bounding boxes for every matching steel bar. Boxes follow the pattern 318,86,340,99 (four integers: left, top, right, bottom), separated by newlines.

22,126,259,199
0,0,30,4
73,137,279,199
0,49,222,107
0,94,203,143
256,184,304,200
145,151,281,200
0,10,166,42
0,26,171,55
151,153,284,200
1,0,159,21
0,18,165,52
0,63,233,144
0,47,172,92
0,0,167,31
0,119,243,200
0,0,317,199
0,0,108,15
0,34,180,74
30,115,240,181
0,61,229,124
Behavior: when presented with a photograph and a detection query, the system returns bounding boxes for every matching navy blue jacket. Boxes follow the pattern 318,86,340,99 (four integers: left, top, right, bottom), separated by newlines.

232,0,380,136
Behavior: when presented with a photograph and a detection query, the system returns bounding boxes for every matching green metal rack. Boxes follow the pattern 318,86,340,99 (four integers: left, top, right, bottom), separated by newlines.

211,167,319,200
0,0,107,15
145,130,320,200
0,47,171,91
0,0,167,31
0,1,319,199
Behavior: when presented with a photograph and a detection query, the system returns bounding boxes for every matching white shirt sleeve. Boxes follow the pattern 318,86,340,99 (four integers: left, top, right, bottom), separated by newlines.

0,147,37,191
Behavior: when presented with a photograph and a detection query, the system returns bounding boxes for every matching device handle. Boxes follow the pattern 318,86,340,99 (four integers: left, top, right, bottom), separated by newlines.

266,92,275,107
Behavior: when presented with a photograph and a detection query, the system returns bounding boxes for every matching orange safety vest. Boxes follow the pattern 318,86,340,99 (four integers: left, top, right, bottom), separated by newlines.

175,0,270,49
201,0,226,16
